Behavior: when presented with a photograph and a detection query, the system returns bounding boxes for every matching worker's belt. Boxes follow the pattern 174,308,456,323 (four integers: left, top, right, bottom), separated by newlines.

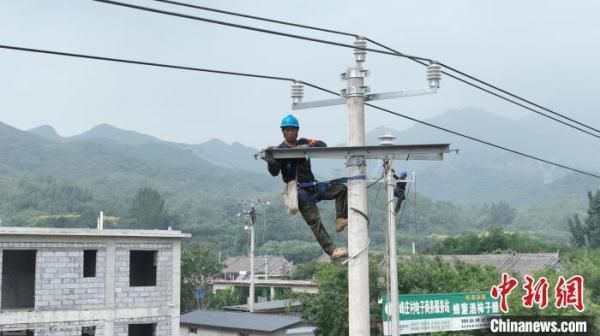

297,175,365,203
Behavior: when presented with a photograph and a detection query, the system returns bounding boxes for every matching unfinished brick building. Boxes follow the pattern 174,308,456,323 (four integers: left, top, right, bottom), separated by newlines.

0,227,189,336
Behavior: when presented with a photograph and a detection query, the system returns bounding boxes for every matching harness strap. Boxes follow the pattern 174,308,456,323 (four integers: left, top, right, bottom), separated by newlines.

297,175,366,203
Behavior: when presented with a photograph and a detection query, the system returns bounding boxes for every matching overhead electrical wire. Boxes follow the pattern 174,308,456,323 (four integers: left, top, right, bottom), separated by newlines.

1,43,599,179
92,0,431,62
0,44,294,82
364,39,600,139
151,0,359,38
138,0,600,138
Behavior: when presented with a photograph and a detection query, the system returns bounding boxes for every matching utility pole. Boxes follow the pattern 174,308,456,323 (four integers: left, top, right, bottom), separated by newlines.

380,135,400,336
386,162,399,336
259,38,446,336
346,37,370,336
239,200,268,313
249,207,256,313
239,203,257,312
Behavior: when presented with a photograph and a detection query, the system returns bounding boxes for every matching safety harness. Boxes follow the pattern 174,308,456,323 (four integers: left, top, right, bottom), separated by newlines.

297,175,366,203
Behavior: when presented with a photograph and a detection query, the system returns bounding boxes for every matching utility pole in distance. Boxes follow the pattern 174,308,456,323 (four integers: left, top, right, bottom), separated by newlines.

239,201,257,312
380,134,400,336
238,199,269,313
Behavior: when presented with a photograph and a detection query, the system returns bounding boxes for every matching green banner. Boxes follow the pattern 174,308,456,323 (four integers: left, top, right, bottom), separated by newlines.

382,292,500,321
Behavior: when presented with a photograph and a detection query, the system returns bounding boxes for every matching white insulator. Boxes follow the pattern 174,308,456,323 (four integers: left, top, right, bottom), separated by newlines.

378,133,396,146
427,63,442,89
354,38,367,63
291,82,304,104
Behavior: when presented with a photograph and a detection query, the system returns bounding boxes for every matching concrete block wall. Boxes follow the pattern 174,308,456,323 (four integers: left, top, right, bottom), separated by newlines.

0,320,105,336
114,242,173,309
36,245,106,311
0,237,180,335
0,242,106,311
114,316,170,336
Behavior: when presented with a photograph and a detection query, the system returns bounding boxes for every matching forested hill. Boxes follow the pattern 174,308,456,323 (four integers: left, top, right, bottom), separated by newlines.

26,107,600,205
0,112,596,258
1,121,279,232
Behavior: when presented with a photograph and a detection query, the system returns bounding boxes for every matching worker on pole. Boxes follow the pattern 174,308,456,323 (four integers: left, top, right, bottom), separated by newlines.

263,114,349,260
394,170,408,214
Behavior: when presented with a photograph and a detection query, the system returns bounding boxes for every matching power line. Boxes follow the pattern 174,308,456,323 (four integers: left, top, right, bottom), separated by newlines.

0,44,294,82
2,43,599,179
366,102,600,178
296,84,600,179
92,0,432,62
365,39,600,139
151,0,358,38
146,0,600,138
439,61,600,135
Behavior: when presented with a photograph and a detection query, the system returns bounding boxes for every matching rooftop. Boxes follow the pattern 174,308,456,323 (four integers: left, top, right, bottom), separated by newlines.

430,253,560,276
223,299,302,313
318,252,560,276
223,255,294,277
180,310,302,332
212,279,317,288
0,226,191,238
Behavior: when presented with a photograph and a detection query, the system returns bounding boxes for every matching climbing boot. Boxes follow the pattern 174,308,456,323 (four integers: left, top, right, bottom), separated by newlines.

335,217,348,232
330,247,348,261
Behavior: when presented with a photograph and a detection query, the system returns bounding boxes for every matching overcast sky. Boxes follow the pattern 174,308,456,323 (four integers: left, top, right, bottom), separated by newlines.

1,0,599,148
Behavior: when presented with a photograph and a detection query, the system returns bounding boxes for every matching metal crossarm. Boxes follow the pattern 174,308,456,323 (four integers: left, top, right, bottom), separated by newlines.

292,88,437,110
259,144,452,161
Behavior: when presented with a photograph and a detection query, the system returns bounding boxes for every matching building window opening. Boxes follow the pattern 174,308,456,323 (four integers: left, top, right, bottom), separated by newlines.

128,323,155,336
83,250,97,278
0,331,35,336
81,326,96,336
1,250,36,310
129,250,157,286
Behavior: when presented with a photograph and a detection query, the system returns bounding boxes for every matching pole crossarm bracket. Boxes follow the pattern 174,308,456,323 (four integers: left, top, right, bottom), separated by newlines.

366,87,437,102
291,88,438,110
257,144,452,161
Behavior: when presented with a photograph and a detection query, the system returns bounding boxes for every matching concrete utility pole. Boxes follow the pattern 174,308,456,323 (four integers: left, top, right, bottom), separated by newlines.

346,37,371,336
240,203,258,312
260,37,445,336
249,208,256,313
386,162,399,336
239,199,269,312
380,134,400,336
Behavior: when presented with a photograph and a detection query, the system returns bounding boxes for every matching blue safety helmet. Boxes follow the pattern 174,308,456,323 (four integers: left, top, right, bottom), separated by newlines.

401,171,408,178
280,114,300,129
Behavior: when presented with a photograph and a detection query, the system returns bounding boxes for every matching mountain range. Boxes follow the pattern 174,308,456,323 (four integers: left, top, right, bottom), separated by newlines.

14,107,600,205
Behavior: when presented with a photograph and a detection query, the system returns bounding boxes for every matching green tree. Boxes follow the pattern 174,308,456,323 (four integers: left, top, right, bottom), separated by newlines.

397,256,499,294
300,258,383,336
258,240,322,264
129,187,168,229
300,256,500,335
569,191,600,248
477,201,516,228
291,260,319,280
206,287,246,310
180,242,224,312
425,227,560,255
